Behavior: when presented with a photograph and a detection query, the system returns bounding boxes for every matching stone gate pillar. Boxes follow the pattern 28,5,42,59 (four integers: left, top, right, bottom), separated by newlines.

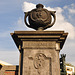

11,31,68,75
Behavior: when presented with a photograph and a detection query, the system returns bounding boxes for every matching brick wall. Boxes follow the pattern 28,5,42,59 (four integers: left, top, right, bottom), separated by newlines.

4,71,18,75
0,65,19,75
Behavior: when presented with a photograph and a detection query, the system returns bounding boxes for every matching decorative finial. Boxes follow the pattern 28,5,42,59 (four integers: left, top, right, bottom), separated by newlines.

36,4,44,8
24,4,56,30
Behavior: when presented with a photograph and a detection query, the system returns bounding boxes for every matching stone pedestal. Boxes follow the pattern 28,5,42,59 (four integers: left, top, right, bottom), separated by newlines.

11,31,68,75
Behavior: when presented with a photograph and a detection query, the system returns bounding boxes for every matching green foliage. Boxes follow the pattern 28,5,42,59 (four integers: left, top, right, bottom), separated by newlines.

66,63,74,67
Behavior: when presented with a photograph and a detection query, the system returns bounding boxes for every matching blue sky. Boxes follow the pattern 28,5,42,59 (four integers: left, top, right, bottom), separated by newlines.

0,0,75,65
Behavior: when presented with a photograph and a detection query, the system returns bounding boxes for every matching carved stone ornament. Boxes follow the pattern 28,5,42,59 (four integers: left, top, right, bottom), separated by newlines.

24,4,56,30
34,53,46,69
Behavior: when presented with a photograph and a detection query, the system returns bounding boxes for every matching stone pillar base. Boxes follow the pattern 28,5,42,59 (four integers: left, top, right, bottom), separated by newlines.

11,31,68,75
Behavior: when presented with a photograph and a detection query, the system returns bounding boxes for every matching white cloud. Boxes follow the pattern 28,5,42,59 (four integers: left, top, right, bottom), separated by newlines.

16,17,25,28
64,3,75,14
15,17,34,31
17,17,23,26
63,6,68,9
46,6,75,39
22,2,75,40
22,2,36,12
69,9,75,14
60,39,75,66
0,31,10,38
63,3,75,23
0,50,19,65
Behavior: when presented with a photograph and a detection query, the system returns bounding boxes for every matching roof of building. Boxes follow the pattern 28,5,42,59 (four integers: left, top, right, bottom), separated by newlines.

0,60,12,66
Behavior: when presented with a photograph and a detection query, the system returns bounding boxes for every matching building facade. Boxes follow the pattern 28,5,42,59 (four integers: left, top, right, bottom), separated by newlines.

66,65,74,75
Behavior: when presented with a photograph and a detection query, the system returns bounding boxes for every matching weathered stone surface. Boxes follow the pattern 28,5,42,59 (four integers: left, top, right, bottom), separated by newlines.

22,49,60,75
11,31,68,75
23,41,56,49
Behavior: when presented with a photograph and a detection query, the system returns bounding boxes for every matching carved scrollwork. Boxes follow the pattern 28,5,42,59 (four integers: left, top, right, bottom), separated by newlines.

34,53,46,69
28,52,52,75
